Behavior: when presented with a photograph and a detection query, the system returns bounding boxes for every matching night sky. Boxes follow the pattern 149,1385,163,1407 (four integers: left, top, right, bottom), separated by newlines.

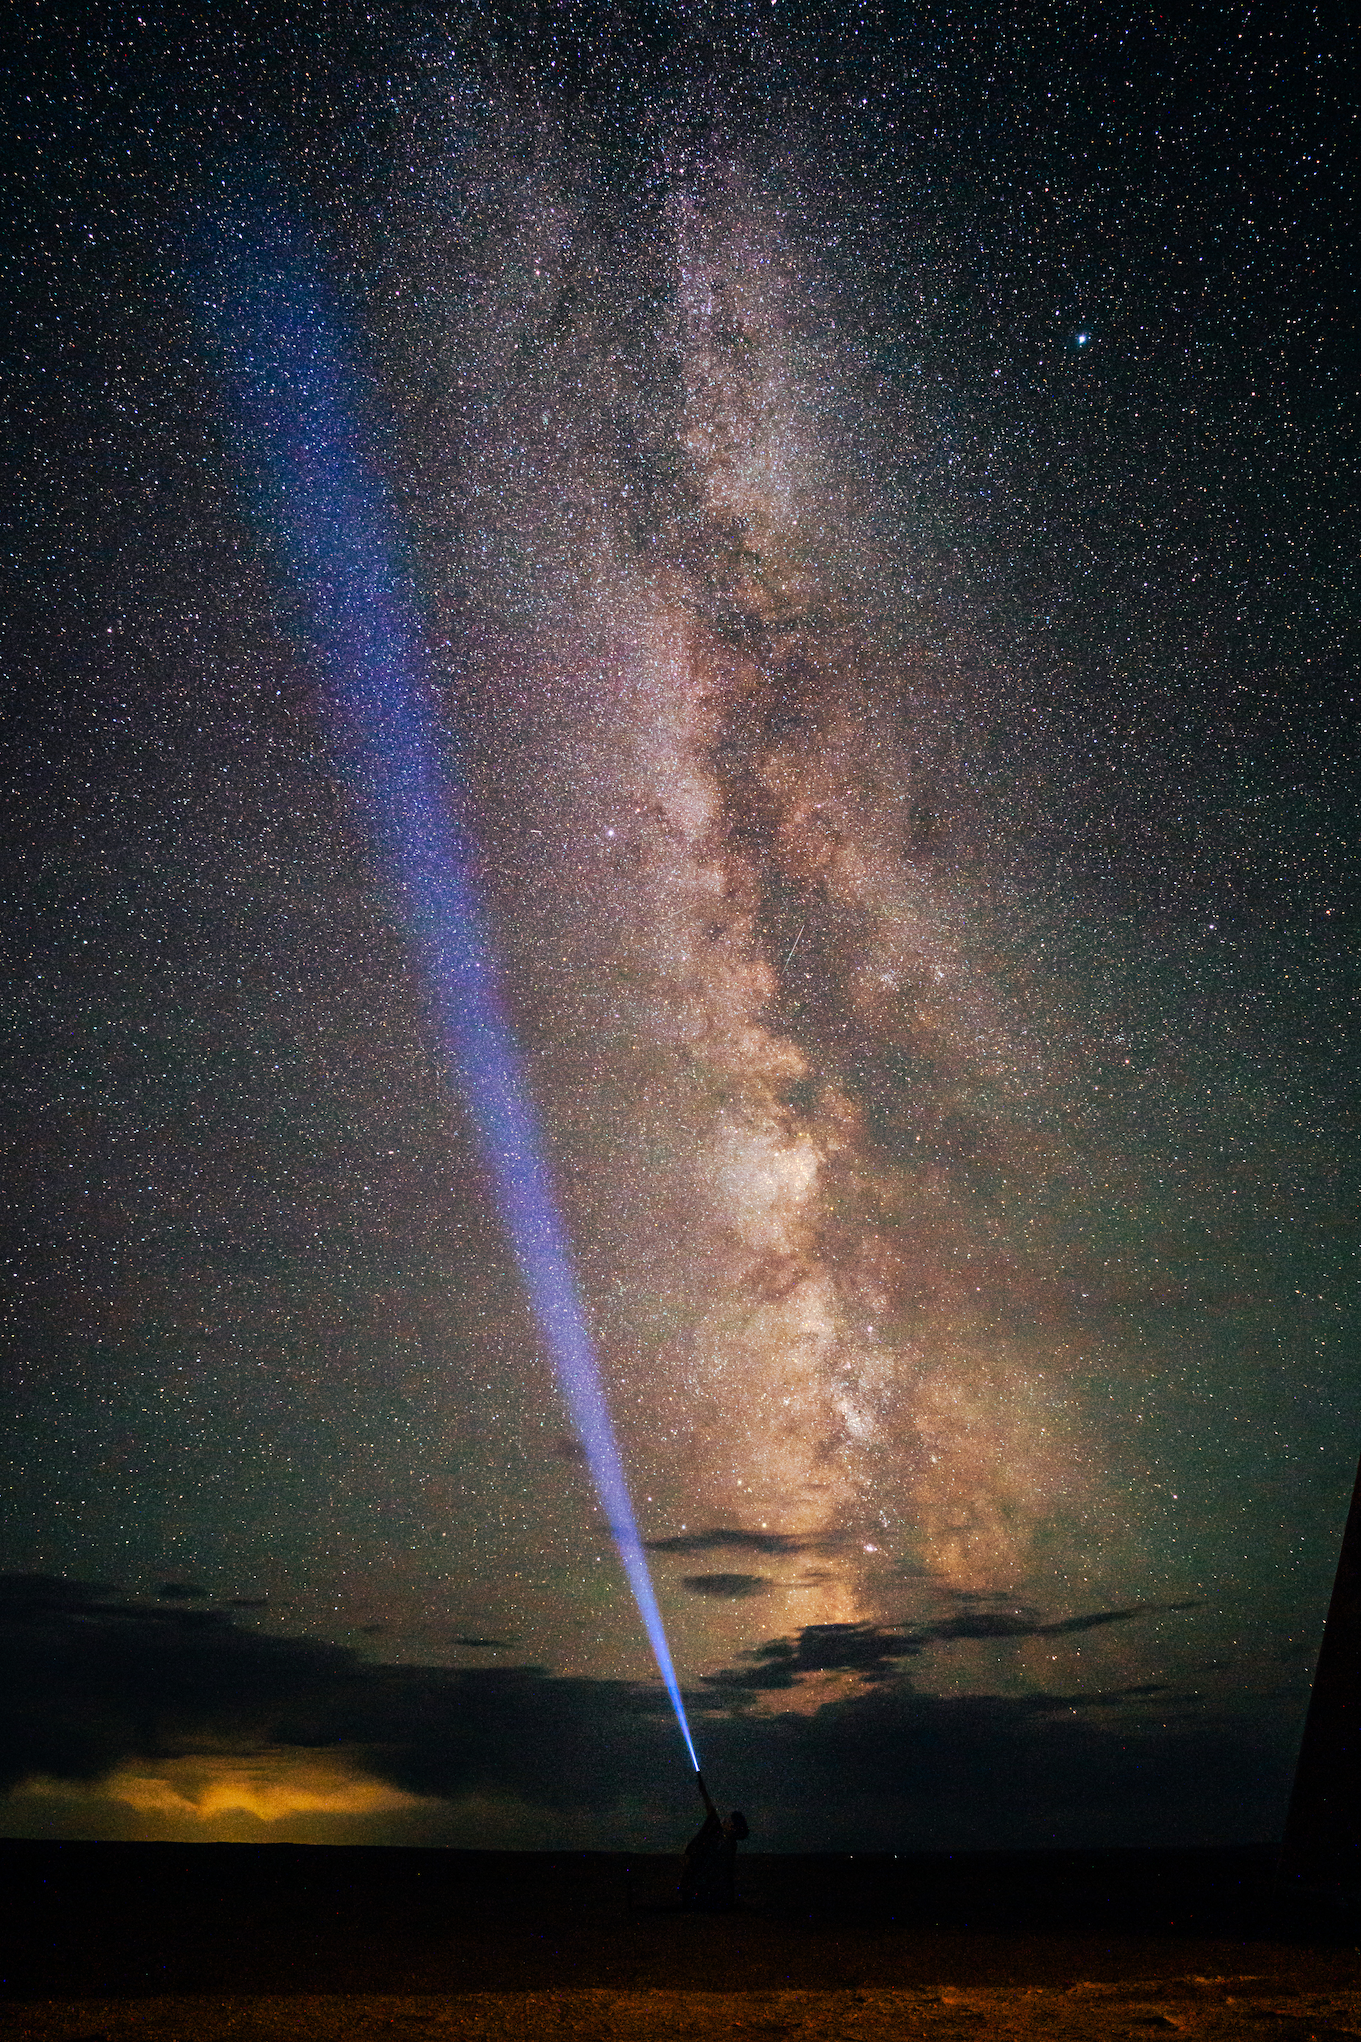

2,2,1356,1852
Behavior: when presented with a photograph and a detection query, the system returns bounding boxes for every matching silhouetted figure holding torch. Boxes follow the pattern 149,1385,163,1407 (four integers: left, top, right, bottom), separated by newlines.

679,1772,749,1910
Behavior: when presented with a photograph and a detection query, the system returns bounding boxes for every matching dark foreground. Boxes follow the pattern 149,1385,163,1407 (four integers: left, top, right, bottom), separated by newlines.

4,1840,1360,2038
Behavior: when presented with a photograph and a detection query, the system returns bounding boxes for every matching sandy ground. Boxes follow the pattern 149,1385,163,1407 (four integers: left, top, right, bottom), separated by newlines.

7,1844,1361,2039
8,1980,1361,2039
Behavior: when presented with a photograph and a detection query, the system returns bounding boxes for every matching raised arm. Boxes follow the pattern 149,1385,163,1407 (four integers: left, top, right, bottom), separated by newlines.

695,1770,718,1819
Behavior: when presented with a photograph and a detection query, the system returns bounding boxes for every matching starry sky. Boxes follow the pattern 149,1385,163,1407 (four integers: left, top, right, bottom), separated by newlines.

2,2,1356,1852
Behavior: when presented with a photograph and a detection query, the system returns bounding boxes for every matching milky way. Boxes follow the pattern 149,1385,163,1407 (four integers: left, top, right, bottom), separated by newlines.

366,117,1115,1672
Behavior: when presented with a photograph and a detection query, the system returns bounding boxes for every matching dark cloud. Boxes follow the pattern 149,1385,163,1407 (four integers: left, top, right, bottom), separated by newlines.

705,1604,1202,1691
0,1575,672,1814
0,1575,1291,1850
0,1575,354,1793
681,1573,772,1599
1,1575,117,1610
156,1583,209,1601
226,1598,270,1610
453,1635,515,1648
646,1527,846,1557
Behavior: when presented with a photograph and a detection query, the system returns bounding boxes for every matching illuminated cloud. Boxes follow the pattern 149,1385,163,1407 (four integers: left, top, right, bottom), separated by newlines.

100,1752,425,1825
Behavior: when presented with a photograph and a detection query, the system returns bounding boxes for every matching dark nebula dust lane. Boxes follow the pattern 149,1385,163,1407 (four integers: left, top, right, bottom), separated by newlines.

1,6,1356,1847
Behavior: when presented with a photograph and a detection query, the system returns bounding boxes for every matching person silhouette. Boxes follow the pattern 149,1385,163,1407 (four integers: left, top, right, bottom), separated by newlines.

679,1772,749,1909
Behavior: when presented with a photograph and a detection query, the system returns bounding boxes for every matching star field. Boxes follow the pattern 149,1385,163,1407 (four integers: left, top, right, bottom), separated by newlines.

0,2,1355,1848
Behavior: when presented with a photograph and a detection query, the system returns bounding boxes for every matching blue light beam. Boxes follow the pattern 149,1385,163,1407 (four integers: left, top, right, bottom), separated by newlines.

201,189,700,1773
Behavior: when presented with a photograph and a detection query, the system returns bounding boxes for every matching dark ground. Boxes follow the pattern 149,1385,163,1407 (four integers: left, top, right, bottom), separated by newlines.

3,1839,1360,1997
7,1845,1361,2033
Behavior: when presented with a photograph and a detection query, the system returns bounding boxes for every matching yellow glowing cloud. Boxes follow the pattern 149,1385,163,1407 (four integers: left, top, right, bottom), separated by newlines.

13,1749,430,1837
105,1752,424,1823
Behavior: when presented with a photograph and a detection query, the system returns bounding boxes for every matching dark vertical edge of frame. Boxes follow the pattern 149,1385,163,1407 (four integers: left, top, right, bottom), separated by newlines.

1280,1451,1361,1886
